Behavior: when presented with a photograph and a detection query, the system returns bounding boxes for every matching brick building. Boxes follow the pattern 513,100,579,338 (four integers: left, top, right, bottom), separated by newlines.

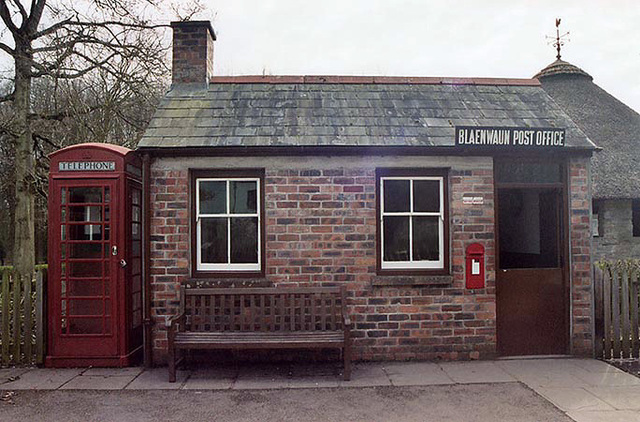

136,21,597,364
535,59,640,263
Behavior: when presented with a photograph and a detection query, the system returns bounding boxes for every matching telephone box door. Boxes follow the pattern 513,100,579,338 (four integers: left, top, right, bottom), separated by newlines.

49,179,119,358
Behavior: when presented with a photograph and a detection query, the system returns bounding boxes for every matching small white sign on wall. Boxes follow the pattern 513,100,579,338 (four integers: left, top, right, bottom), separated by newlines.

463,195,484,205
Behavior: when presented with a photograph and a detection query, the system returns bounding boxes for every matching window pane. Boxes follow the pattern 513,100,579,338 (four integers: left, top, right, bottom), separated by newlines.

68,279,103,297
230,181,258,214
68,299,104,316
199,181,226,214
68,224,103,241
68,261,103,278
69,318,103,334
201,218,227,263
69,187,102,203
68,243,103,259
495,162,561,184
414,180,440,212
633,200,640,237
383,216,409,261
413,217,440,261
383,180,410,212
231,217,258,263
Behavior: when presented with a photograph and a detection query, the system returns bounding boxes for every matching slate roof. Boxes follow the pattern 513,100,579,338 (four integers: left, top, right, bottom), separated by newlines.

537,60,640,199
138,76,595,150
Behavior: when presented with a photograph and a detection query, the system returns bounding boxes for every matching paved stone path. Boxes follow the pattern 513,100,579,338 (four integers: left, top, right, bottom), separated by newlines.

1,358,639,422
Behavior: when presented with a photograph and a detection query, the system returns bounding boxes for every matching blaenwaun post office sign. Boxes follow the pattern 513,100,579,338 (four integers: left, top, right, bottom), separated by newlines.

455,127,566,148
59,161,116,171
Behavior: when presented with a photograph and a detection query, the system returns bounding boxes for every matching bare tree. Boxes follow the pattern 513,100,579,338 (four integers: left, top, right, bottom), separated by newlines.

0,0,197,275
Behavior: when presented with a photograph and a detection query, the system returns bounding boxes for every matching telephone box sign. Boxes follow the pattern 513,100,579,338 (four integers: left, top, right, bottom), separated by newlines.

59,161,116,171
456,127,566,148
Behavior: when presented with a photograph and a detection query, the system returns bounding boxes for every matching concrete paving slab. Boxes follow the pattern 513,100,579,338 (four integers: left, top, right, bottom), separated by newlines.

83,367,144,377
567,410,640,422
439,361,516,384
497,360,589,388
0,367,31,385
338,363,391,388
535,387,615,412
383,362,453,386
583,385,640,410
125,368,188,390
572,370,640,387
60,374,135,390
570,359,626,374
1,368,83,390
183,367,237,390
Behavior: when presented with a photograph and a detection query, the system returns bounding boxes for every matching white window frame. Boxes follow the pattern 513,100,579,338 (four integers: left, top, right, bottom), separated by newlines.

196,177,261,272
380,176,444,270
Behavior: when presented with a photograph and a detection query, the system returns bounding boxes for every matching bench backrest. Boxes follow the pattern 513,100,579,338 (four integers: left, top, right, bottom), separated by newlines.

180,286,347,332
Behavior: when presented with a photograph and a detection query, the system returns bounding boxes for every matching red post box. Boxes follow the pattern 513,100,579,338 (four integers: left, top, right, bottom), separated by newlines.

465,243,485,289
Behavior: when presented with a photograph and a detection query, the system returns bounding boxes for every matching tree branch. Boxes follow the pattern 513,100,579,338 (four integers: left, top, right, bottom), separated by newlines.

0,41,15,56
8,0,27,23
33,19,170,40
0,1,19,35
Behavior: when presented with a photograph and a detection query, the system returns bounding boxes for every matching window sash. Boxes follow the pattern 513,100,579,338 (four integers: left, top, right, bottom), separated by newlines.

380,176,444,269
196,178,261,271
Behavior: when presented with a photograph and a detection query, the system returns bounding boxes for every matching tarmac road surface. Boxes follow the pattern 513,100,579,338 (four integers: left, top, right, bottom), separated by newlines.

0,383,571,422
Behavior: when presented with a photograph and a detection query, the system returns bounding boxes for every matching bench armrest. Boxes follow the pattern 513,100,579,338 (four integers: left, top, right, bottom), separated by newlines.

167,312,185,331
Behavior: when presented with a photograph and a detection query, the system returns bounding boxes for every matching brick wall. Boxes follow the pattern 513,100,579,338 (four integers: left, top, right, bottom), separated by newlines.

148,156,497,363
568,157,594,356
170,21,215,85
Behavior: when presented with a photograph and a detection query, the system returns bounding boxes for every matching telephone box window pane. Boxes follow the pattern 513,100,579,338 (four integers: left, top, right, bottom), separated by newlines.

105,206,110,222
61,188,67,204
69,318,102,334
104,187,110,203
61,208,67,222
68,261,102,278
132,189,141,205
131,241,141,257
132,223,141,240
231,217,258,263
69,206,102,222
61,225,66,241
104,225,110,240
132,206,140,222
383,180,410,212
230,181,258,214
412,217,440,261
414,180,440,212
69,243,103,259
69,224,103,241
69,187,102,203
69,279,103,297
61,244,66,259
199,181,226,214
68,299,104,316
201,218,227,263
383,216,409,261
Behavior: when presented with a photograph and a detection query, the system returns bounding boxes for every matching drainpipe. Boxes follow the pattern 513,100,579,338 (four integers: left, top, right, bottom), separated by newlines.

142,153,153,367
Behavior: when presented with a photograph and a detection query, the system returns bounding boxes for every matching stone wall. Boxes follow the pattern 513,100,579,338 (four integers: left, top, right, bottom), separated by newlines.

593,199,640,263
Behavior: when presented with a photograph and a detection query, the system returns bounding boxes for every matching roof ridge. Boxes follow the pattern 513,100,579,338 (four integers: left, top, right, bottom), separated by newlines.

209,75,541,86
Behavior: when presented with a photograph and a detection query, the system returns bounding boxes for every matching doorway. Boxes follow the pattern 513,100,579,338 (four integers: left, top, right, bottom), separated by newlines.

495,161,568,356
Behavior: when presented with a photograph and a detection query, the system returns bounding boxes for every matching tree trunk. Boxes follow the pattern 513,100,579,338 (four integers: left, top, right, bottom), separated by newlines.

13,43,35,275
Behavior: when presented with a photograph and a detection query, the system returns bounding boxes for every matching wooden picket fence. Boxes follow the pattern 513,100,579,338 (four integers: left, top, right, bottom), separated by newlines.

0,266,47,366
594,260,640,359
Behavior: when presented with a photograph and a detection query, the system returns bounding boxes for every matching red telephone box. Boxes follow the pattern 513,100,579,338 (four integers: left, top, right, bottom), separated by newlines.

46,143,143,367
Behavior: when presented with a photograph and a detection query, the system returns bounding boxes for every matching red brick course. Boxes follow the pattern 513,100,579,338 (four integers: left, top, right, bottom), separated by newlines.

148,163,497,363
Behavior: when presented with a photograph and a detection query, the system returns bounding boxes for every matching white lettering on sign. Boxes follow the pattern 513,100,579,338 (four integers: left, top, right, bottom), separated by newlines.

456,127,565,148
59,161,116,172
463,196,484,205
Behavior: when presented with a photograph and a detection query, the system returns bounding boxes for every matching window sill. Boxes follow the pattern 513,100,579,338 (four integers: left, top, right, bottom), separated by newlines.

185,278,272,288
372,275,452,287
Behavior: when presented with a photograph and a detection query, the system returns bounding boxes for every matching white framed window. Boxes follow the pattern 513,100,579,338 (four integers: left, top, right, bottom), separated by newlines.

195,177,261,272
380,176,445,270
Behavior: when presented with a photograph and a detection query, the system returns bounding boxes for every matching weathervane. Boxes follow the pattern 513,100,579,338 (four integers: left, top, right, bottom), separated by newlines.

546,18,570,60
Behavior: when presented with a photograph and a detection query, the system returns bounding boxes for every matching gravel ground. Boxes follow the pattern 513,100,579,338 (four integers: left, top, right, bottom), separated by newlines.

609,358,640,377
0,383,572,422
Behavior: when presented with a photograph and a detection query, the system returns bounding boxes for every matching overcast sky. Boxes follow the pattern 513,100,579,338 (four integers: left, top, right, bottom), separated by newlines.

202,0,640,112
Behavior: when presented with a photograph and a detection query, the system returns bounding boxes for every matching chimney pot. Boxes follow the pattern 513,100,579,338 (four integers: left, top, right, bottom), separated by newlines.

170,21,216,86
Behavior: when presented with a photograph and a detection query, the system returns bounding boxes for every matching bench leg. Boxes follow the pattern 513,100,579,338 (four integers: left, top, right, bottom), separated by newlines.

168,346,176,383
343,339,352,381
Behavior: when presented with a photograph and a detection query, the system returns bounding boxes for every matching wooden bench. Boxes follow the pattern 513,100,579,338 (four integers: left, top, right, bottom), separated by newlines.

167,286,352,382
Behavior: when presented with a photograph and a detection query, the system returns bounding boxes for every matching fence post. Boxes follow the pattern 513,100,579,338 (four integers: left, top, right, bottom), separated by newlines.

35,269,45,365
12,271,22,364
594,266,604,359
1,270,9,365
24,272,33,363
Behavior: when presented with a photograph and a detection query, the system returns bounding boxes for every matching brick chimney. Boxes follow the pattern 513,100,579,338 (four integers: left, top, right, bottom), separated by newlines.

170,21,216,86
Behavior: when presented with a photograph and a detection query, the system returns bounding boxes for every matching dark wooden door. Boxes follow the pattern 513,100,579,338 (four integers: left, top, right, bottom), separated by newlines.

50,180,119,358
496,188,568,356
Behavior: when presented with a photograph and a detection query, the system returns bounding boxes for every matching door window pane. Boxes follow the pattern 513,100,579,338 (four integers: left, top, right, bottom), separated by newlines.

68,299,104,316
68,243,103,259
68,279,103,297
69,318,103,334
231,217,258,263
199,181,226,214
201,218,227,263
496,162,561,184
68,261,103,278
383,216,409,261
68,206,102,222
